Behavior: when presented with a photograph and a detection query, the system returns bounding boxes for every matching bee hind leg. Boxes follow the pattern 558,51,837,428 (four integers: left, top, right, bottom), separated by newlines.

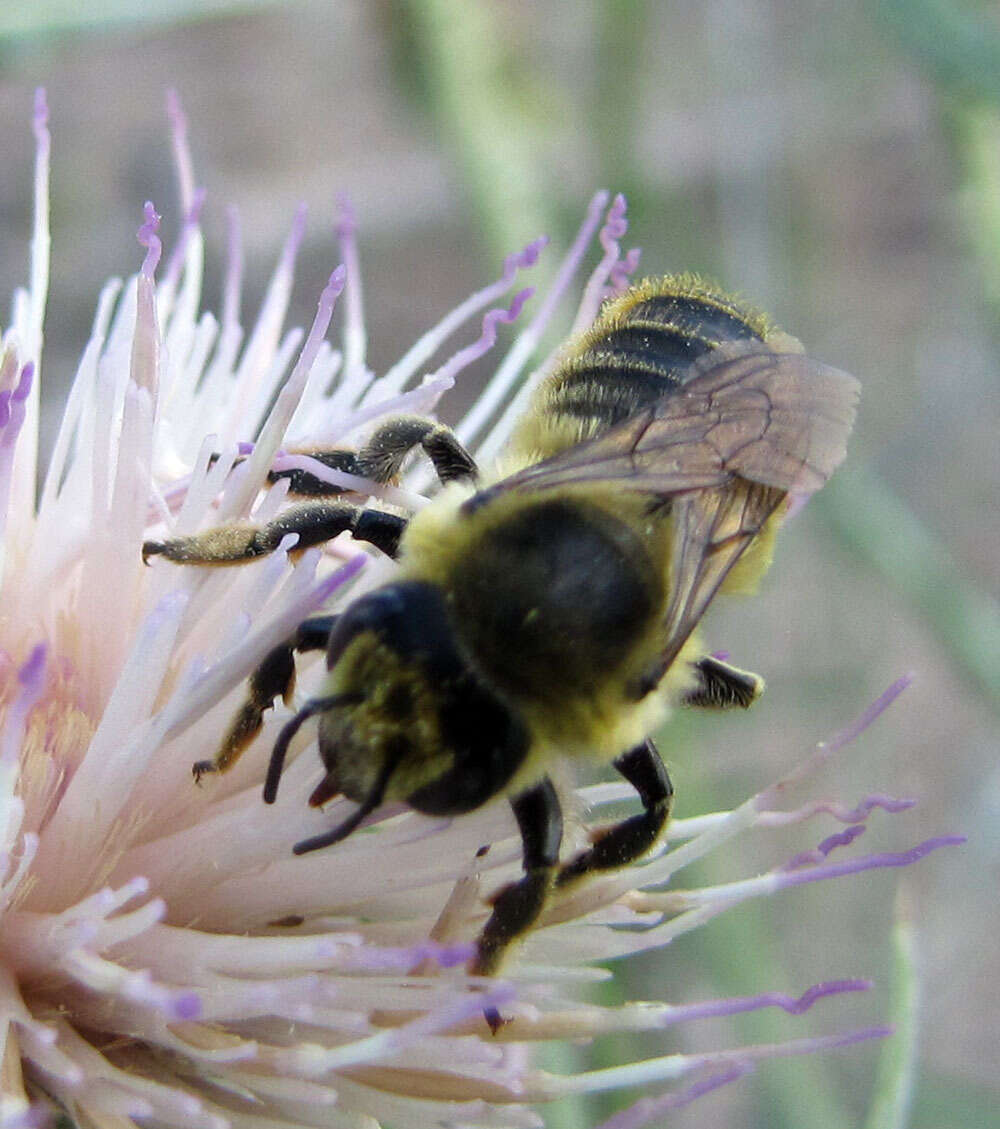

555,738,673,887
683,655,764,709
143,501,407,566
192,615,337,782
472,777,563,1031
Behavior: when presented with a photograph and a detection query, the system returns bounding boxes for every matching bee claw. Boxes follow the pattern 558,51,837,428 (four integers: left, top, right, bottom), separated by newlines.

484,1006,511,1035
192,760,217,784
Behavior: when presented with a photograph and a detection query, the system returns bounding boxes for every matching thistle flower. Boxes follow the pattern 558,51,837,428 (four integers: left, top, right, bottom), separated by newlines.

0,90,961,1129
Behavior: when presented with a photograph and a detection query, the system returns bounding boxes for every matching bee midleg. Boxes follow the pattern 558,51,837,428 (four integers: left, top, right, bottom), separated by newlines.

472,777,562,1025
142,501,407,566
555,738,673,888
192,615,338,781
271,416,479,497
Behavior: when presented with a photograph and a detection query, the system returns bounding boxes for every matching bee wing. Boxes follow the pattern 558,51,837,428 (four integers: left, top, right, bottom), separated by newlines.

498,342,860,499
483,341,860,675
657,479,786,674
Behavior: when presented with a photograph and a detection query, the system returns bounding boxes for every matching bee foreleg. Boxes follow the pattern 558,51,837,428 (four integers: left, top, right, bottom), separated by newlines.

270,416,479,496
192,615,337,782
555,738,673,887
143,502,407,566
473,777,563,1029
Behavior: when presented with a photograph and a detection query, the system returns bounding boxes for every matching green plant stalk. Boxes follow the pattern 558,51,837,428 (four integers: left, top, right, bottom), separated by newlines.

953,101,1000,313
402,0,554,264
877,0,1000,102
865,889,919,1129
653,767,852,1129
817,465,1000,708
0,0,277,40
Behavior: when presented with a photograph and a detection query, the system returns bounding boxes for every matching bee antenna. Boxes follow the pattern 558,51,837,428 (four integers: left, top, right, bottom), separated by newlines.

291,746,402,855
263,694,361,804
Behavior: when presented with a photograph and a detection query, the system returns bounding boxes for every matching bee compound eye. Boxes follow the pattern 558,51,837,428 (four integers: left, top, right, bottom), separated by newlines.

324,586,408,667
324,581,464,677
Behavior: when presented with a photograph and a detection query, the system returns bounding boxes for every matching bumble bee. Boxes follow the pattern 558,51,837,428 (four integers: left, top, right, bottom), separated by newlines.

143,276,859,1009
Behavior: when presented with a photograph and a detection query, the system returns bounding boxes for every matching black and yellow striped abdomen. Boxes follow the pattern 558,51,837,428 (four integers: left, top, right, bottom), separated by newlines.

505,275,786,467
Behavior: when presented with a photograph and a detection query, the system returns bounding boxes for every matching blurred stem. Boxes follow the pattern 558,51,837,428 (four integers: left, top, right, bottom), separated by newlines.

864,889,919,1129
0,0,277,39
874,8,1000,712
400,0,555,263
536,1041,592,1129
592,0,648,214
952,100,1000,313
817,465,1000,709
877,0,1000,103
639,764,850,1129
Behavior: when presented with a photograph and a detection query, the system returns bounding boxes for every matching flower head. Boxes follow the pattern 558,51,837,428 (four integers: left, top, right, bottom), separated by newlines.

0,91,962,1129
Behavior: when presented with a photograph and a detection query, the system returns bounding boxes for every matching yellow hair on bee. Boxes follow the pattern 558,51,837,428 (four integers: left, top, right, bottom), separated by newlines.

574,272,778,353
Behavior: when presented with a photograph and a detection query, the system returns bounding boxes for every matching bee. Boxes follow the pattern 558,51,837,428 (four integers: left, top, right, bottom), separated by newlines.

143,275,859,1017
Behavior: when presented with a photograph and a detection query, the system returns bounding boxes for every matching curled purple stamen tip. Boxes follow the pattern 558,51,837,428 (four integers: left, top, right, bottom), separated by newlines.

499,286,534,324
816,825,867,855
600,193,629,247
780,979,872,1013
609,246,642,293
137,202,162,277
779,834,966,891
237,441,255,456
462,288,533,361
848,795,917,818
784,825,867,870
504,236,549,277
670,977,871,1026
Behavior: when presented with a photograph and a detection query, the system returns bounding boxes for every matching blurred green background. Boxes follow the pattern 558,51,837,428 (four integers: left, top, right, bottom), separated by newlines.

0,2,996,1127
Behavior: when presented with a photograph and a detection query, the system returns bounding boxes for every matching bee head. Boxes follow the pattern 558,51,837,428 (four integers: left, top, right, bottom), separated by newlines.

265,582,530,854
324,581,465,681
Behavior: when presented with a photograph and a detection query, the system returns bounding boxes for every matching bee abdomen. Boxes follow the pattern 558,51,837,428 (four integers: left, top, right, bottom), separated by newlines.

548,291,767,435
617,289,764,342
507,275,778,465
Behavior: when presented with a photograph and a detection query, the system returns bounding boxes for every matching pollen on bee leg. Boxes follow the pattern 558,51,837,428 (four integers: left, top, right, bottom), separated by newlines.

191,703,257,781
142,524,261,564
